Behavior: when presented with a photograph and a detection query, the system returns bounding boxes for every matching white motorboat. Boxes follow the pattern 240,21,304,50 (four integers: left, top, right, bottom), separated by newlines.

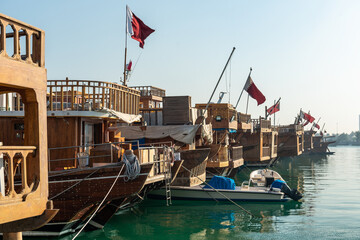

148,169,302,202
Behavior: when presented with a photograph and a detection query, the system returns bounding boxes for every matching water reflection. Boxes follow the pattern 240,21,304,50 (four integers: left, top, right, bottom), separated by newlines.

33,147,360,239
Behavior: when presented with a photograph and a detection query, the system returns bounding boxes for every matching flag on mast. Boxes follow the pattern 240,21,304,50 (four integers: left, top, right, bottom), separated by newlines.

313,122,320,129
300,110,315,123
126,6,155,48
126,60,132,71
267,100,280,116
244,75,266,105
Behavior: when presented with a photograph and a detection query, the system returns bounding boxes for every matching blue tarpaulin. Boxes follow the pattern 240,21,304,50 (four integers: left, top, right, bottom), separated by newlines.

271,179,286,189
203,176,236,190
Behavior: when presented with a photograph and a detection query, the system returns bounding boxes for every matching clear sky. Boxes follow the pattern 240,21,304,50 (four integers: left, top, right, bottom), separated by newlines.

2,0,360,134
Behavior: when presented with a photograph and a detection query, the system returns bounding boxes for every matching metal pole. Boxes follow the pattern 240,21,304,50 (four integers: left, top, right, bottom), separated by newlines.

311,117,321,132
235,67,252,109
273,99,276,126
202,47,236,116
123,6,128,86
245,94,249,114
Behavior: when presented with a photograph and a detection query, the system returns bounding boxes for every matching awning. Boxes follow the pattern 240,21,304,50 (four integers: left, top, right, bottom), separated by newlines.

114,125,202,144
97,107,142,124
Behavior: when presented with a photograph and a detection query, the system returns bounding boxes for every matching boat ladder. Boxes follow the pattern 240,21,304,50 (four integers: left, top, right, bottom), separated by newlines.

164,146,172,206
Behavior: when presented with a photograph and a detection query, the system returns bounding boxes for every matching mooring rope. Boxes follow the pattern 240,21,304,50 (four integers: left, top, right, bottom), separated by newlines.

181,165,254,218
71,164,125,240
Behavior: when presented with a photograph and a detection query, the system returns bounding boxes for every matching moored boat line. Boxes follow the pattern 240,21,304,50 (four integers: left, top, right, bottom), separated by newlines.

0,12,336,239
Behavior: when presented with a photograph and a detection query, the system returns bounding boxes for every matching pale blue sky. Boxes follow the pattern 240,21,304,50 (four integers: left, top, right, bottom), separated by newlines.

2,0,360,133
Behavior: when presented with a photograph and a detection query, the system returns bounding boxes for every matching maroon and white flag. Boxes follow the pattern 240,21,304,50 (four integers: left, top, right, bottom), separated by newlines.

126,60,132,71
127,6,155,48
300,110,315,123
313,122,320,129
244,76,266,105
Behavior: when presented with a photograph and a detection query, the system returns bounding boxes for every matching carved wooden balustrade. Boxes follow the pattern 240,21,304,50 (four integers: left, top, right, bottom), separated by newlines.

0,146,36,201
47,79,140,114
0,13,45,112
0,13,44,67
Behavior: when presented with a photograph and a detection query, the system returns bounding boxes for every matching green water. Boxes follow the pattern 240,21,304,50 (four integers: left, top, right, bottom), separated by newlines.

52,146,360,239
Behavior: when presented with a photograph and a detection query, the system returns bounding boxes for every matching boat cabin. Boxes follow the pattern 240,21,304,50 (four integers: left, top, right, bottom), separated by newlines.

235,117,278,163
131,86,165,126
277,124,304,157
304,130,315,152
195,103,243,175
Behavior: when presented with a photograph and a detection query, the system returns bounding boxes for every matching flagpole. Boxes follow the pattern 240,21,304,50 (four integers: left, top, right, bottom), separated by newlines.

245,94,249,114
235,68,252,109
273,99,276,126
123,6,128,86
202,47,236,116
311,117,321,132
265,106,268,120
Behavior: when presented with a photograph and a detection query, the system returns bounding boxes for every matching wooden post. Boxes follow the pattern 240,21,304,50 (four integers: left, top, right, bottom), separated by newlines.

60,86,64,111
5,93,9,111
49,86,53,111
18,93,21,111
82,86,85,111
71,86,74,110
0,21,5,52
13,26,19,59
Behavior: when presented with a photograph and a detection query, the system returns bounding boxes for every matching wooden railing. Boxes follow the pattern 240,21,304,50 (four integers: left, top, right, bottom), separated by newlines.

277,124,304,133
251,119,271,130
0,146,36,202
230,146,243,161
207,145,229,168
47,79,140,115
262,146,271,157
238,112,251,123
0,13,45,67
131,86,166,98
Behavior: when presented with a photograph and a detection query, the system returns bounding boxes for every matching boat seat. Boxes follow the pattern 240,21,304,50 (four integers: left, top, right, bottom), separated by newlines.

265,177,275,187
252,174,262,179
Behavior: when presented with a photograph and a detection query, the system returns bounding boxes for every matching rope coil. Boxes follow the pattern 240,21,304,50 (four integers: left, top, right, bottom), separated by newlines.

122,150,141,181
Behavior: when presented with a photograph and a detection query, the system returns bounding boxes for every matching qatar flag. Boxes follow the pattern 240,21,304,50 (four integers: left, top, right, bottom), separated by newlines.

127,6,155,48
126,60,132,71
244,76,266,105
313,122,320,129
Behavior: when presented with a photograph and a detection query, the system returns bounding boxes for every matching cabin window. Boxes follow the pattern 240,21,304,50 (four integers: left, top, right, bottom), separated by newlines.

215,115,222,121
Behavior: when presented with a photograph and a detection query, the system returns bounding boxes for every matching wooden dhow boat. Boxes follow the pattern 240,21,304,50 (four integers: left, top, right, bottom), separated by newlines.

233,114,279,167
148,169,302,202
22,161,153,237
277,124,304,157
